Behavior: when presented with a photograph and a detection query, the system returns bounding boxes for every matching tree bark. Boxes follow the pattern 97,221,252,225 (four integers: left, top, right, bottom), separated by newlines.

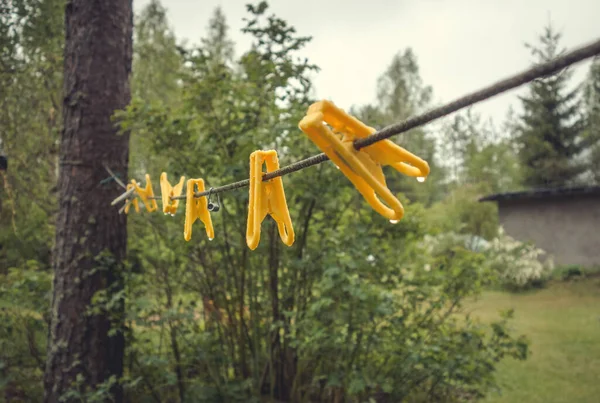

43,1,133,402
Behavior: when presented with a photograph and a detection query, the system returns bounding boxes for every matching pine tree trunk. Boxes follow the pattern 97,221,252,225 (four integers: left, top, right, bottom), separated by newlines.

43,1,133,402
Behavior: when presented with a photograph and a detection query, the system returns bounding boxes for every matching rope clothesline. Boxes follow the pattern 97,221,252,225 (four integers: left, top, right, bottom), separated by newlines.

112,37,600,207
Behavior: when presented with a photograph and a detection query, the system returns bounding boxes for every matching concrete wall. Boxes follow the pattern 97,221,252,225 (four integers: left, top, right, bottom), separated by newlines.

497,194,600,267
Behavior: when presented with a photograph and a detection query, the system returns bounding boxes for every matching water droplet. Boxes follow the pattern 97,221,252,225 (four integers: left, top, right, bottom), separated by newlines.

389,219,399,224
335,165,340,170
417,176,426,183
170,213,175,217
208,237,214,241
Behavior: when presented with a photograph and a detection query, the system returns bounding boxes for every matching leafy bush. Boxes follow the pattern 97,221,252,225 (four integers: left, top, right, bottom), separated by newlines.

268,228,529,402
0,261,52,401
551,264,600,281
554,265,585,281
483,227,554,290
426,184,499,240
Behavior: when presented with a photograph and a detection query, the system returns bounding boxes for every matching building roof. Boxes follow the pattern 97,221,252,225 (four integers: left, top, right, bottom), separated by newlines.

479,185,600,202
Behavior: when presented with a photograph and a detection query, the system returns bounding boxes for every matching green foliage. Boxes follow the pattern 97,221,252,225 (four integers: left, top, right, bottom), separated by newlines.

0,261,52,401
0,1,62,393
553,265,585,281
60,374,143,403
0,0,63,272
515,23,587,188
132,0,183,105
128,0,185,177
439,110,522,193
551,264,600,281
582,58,600,183
427,184,499,240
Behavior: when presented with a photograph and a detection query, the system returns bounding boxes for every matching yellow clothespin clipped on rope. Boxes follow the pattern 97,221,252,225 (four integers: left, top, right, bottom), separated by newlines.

131,174,158,212
123,184,140,214
246,150,294,250
184,178,214,241
160,172,185,215
298,100,429,222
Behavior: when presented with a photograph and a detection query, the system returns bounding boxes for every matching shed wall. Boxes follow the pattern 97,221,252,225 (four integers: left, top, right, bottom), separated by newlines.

497,194,600,267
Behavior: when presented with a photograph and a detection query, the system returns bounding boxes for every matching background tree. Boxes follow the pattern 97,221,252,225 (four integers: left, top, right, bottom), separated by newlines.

200,6,235,67
515,23,586,188
351,48,446,205
427,109,521,240
582,58,600,183
43,0,133,401
0,1,63,398
129,0,184,179
439,109,522,194
0,0,63,276
132,0,183,106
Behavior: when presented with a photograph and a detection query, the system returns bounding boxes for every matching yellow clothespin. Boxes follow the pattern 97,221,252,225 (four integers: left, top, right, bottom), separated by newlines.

298,100,429,222
160,172,185,215
246,150,294,250
131,174,158,212
184,178,214,241
123,184,140,214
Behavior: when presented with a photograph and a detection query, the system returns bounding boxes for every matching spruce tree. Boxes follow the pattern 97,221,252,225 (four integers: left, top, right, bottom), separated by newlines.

582,58,600,183
516,23,586,188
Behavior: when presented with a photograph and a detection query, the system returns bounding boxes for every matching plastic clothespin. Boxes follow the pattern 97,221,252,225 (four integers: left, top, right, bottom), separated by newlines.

184,178,214,241
160,172,185,215
124,183,140,214
246,150,294,250
131,174,158,212
298,100,430,222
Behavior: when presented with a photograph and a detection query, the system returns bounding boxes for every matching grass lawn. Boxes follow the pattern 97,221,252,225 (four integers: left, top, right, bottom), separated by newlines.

467,278,600,403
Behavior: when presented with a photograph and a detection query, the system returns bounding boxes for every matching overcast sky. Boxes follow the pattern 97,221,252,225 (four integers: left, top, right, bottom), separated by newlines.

134,0,600,128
